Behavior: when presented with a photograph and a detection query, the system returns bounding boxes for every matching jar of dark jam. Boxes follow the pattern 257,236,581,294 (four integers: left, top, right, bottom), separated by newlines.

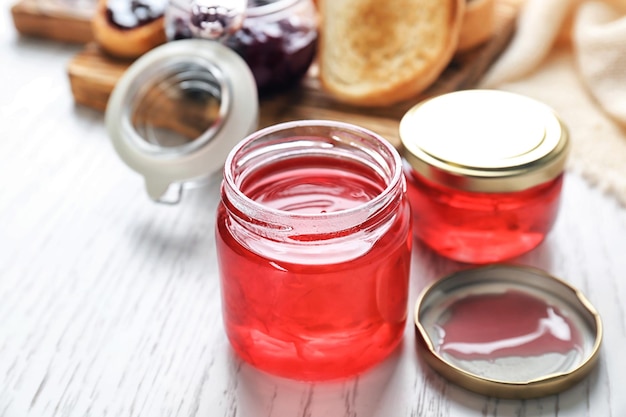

216,120,412,380
165,0,318,94
399,90,570,264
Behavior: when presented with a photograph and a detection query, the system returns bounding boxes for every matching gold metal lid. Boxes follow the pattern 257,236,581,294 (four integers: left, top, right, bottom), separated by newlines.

415,265,602,399
399,90,570,192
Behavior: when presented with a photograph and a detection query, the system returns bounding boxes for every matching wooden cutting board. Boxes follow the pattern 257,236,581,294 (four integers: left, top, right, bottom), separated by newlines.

11,0,94,43
67,0,523,149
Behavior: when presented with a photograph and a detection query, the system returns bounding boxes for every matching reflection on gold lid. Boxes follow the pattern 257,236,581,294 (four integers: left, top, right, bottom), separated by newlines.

415,265,602,399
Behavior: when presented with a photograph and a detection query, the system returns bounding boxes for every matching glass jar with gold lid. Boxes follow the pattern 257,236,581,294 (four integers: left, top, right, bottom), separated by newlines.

399,89,570,263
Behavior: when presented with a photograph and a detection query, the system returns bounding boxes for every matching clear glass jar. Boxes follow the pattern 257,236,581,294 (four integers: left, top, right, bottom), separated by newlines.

166,0,318,95
216,120,412,380
105,39,258,203
400,90,570,264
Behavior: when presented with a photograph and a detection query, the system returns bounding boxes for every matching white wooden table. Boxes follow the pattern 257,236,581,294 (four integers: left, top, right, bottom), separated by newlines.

2,4,626,416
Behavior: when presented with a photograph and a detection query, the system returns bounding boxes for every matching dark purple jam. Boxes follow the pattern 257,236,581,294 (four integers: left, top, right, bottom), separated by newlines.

107,0,167,30
222,18,317,94
170,0,317,95
171,17,193,40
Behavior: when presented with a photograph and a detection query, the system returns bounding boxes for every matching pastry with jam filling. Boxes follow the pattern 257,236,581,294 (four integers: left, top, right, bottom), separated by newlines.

92,0,168,59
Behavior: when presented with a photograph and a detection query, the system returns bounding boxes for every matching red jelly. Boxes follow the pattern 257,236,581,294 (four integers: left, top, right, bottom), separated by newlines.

216,120,412,380
399,90,570,264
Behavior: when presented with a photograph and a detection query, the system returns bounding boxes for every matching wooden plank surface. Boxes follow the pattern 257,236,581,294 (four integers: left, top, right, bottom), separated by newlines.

67,0,523,149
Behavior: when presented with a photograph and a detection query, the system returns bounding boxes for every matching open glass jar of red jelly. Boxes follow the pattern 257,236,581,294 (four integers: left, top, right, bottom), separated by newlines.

399,89,570,264
216,120,412,380
165,0,318,94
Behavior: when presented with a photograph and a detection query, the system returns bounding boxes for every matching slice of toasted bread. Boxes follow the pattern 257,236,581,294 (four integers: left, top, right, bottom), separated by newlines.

318,0,465,107
457,0,496,52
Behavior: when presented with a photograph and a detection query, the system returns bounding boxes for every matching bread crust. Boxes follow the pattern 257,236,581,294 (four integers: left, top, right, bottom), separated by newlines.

92,0,167,59
318,0,465,107
457,0,496,52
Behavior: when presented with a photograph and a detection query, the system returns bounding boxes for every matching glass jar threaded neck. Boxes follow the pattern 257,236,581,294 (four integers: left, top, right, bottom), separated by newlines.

221,120,405,240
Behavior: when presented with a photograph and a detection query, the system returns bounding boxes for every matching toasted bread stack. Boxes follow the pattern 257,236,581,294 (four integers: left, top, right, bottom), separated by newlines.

318,0,496,106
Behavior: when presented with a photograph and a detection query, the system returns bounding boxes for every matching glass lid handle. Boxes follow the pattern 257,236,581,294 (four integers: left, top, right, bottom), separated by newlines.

145,177,183,204
189,0,247,40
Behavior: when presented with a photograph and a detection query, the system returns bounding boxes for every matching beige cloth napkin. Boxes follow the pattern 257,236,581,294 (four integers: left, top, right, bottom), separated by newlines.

481,0,626,206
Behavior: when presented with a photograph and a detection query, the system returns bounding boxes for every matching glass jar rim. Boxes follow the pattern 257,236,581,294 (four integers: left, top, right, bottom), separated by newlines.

222,119,404,227
168,0,301,17
246,0,300,17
